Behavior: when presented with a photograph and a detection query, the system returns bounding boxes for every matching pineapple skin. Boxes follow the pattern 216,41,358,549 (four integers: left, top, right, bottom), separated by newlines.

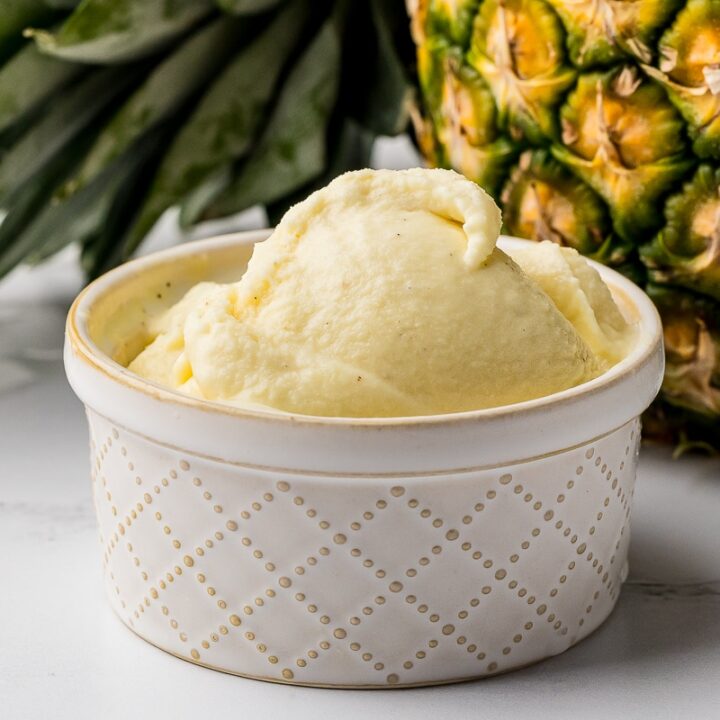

410,0,719,451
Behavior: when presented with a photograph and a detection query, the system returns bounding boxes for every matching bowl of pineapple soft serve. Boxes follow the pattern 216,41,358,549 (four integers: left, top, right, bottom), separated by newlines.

65,169,663,687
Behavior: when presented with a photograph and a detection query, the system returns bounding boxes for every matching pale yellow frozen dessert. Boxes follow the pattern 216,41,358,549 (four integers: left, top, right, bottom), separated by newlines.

129,168,634,417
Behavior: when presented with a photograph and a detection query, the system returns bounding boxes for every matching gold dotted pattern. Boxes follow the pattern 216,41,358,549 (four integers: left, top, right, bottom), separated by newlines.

91,419,638,684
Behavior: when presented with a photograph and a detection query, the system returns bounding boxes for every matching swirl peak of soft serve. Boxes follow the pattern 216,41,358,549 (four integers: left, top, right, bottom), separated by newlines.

279,168,502,270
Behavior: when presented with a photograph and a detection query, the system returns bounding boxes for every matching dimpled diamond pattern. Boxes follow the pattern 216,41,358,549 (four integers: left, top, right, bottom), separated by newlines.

88,410,640,687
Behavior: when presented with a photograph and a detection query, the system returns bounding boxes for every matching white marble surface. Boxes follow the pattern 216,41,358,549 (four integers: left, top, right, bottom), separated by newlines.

1,138,720,719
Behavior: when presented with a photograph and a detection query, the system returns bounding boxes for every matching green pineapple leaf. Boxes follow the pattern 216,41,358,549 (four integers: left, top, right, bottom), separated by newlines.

346,0,413,137
21,129,167,269
43,0,81,8
200,14,341,220
0,0,58,62
58,15,251,199
266,117,375,225
0,40,85,145
29,0,214,64
122,0,310,254
0,65,142,206
0,131,94,279
216,0,283,14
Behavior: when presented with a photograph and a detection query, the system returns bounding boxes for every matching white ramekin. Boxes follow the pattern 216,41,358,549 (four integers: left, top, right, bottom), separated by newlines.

64,232,664,688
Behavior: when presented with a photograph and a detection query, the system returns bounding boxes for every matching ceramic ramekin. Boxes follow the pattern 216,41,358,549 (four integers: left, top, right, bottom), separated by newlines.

64,231,664,688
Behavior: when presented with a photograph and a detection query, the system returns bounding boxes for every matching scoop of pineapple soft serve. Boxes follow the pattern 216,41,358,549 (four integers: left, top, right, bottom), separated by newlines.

129,168,635,417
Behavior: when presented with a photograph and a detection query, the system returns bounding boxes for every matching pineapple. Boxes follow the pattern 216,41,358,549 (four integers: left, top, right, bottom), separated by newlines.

410,0,719,450
647,285,720,452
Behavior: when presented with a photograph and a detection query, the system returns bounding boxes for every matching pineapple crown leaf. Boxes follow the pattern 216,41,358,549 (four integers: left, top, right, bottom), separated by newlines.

0,0,414,282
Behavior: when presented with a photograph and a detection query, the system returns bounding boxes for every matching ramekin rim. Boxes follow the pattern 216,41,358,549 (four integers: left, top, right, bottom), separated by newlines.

66,231,663,429
92,407,634,478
